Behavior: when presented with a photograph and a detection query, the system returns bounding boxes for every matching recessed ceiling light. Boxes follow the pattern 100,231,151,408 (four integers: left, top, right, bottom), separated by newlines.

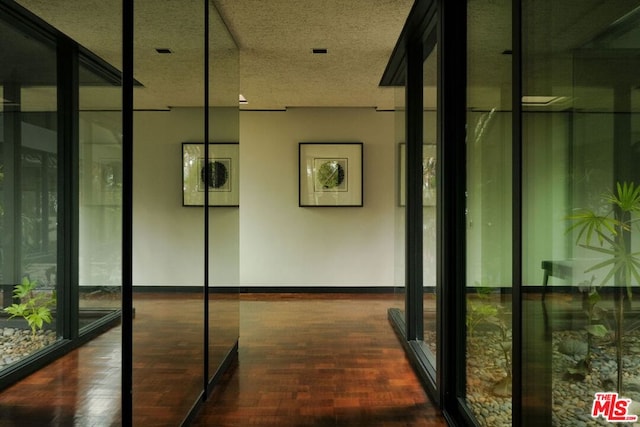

155,48,173,54
312,48,328,54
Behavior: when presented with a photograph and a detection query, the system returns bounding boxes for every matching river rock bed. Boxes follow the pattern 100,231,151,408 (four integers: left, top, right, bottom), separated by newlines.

0,327,56,368
426,329,640,426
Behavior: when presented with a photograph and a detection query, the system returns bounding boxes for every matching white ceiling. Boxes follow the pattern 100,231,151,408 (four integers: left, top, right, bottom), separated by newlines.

16,0,415,111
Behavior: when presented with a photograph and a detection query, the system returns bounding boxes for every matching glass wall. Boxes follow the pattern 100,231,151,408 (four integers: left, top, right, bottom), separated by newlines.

464,0,512,425
78,65,122,330
0,1,123,402
132,2,205,425
422,46,438,367
0,1,238,424
131,1,240,425
385,0,640,425
0,10,61,371
208,3,240,385
385,0,439,398
390,41,439,379
394,87,406,315
522,1,640,425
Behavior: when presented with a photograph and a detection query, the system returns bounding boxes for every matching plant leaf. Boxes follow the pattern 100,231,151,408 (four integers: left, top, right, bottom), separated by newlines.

4,303,27,317
567,210,618,246
607,181,640,213
586,324,608,337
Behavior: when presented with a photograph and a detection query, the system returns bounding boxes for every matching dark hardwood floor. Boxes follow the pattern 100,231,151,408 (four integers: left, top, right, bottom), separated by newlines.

192,294,446,426
0,293,447,426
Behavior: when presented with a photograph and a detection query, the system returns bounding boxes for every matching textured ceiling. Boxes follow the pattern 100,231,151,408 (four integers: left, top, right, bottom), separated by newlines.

12,1,640,113
16,0,414,111
215,0,414,110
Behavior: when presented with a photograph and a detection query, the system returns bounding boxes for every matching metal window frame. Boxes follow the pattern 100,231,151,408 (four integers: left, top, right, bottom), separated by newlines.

0,2,122,390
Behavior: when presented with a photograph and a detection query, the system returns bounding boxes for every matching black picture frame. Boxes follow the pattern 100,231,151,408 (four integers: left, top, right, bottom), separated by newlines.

299,142,363,207
182,142,239,207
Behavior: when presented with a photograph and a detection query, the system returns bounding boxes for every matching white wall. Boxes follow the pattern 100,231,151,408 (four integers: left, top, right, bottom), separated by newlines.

132,107,397,287
240,108,396,287
133,108,239,286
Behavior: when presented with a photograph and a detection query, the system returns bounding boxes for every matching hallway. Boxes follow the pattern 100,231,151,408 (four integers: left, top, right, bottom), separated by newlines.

0,294,447,426
193,294,446,426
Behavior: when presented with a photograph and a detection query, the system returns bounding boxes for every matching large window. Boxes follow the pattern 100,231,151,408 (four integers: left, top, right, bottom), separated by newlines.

464,0,512,425
1,2,240,424
0,11,61,373
0,2,124,386
522,1,640,425
78,66,122,330
385,0,640,426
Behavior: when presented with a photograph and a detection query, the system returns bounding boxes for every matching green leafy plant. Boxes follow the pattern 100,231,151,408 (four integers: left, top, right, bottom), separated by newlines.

466,288,499,338
4,277,56,339
568,181,640,392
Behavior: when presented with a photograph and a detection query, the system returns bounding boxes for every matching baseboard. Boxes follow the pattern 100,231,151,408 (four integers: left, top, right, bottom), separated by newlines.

132,285,400,294
232,286,399,294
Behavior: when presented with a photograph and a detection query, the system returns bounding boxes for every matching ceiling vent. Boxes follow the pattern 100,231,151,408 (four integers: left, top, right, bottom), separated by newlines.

312,48,328,54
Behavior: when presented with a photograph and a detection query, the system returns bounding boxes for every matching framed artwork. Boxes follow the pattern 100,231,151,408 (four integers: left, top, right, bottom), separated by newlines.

299,142,363,207
182,142,239,207
398,143,437,206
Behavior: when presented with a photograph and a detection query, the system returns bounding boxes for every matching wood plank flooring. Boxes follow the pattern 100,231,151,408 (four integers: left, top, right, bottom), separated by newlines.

0,325,122,426
0,293,447,426
192,294,447,426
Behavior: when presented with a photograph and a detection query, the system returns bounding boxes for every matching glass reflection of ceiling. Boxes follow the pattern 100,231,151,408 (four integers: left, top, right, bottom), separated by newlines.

0,16,57,87
573,4,640,113
0,11,124,111
583,5,640,49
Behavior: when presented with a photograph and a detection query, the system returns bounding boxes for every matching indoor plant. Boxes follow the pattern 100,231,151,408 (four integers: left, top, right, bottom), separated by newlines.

568,181,640,393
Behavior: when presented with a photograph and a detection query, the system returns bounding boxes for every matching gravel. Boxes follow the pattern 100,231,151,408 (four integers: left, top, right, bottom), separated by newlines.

0,327,57,368
424,329,640,426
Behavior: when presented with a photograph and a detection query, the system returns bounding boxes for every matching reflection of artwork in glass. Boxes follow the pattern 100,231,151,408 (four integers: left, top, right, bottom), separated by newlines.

423,154,436,206
86,158,122,206
100,160,122,192
398,143,437,206
314,158,348,192
198,158,231,192
423,156,436,190
183,143,239,206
